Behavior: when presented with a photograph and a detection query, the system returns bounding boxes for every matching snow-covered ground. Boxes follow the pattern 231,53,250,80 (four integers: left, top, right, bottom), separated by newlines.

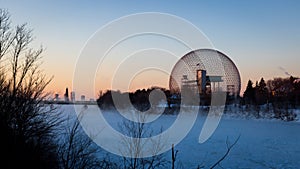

58,104,300,168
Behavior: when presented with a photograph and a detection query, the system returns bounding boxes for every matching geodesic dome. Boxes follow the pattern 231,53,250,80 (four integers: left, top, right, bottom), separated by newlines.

169,49,241,96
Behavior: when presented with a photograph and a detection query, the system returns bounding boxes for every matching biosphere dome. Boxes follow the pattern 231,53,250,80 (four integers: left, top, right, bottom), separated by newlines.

169,49,241,97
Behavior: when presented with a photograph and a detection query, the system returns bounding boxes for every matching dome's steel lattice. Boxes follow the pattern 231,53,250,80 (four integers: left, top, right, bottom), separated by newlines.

169,49,241,96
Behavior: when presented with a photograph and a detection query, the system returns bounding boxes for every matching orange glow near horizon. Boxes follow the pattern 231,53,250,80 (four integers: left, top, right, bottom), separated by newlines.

45,66,300,101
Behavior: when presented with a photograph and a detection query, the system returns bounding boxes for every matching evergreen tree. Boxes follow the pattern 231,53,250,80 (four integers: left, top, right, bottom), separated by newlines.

243,80,255,105
256,78,269,105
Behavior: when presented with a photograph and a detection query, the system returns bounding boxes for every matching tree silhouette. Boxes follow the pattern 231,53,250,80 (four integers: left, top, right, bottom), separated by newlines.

0,9,61,168
266,77,297,120
255,78,269,105
243,80,255,105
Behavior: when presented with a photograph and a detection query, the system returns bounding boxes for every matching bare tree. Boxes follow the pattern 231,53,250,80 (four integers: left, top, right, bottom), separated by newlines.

0,9,61,168
118,112,168,169
58,109,101,169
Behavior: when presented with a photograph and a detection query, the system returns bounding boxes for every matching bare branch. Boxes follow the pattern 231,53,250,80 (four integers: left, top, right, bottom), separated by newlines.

0,9,14,60
210,135,241,169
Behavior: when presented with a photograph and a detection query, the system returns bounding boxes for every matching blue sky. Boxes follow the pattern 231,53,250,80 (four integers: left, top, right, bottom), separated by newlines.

1,0,300,99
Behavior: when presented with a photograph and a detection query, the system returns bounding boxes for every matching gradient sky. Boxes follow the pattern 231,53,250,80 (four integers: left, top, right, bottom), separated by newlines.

1,0,300,100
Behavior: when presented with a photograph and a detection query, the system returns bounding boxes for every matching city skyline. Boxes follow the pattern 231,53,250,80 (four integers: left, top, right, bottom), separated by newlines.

1,0,300,99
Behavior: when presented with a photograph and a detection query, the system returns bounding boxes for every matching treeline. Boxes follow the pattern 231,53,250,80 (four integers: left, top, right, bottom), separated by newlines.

97,76,300,109
97,76,300,120
97,87,172,111
243,76,300,106
241,76,300,120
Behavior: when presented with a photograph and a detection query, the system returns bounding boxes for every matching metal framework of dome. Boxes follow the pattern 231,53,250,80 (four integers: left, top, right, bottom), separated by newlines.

169,49,241,97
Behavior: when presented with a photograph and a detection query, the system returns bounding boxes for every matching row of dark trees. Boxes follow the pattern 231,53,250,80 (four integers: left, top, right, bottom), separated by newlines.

97,78,300,108
243,78,269,105
243,76,300,106
242,76,300,120
97,76,300,119
97,87,172,111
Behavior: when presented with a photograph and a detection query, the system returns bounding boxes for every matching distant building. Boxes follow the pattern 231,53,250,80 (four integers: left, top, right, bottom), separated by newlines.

54,93,60,101
81,95,85,101
64,88,69,102
71,91,75,102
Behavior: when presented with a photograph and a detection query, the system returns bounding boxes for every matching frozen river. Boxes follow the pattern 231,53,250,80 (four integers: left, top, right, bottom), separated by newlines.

59,104,300,168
